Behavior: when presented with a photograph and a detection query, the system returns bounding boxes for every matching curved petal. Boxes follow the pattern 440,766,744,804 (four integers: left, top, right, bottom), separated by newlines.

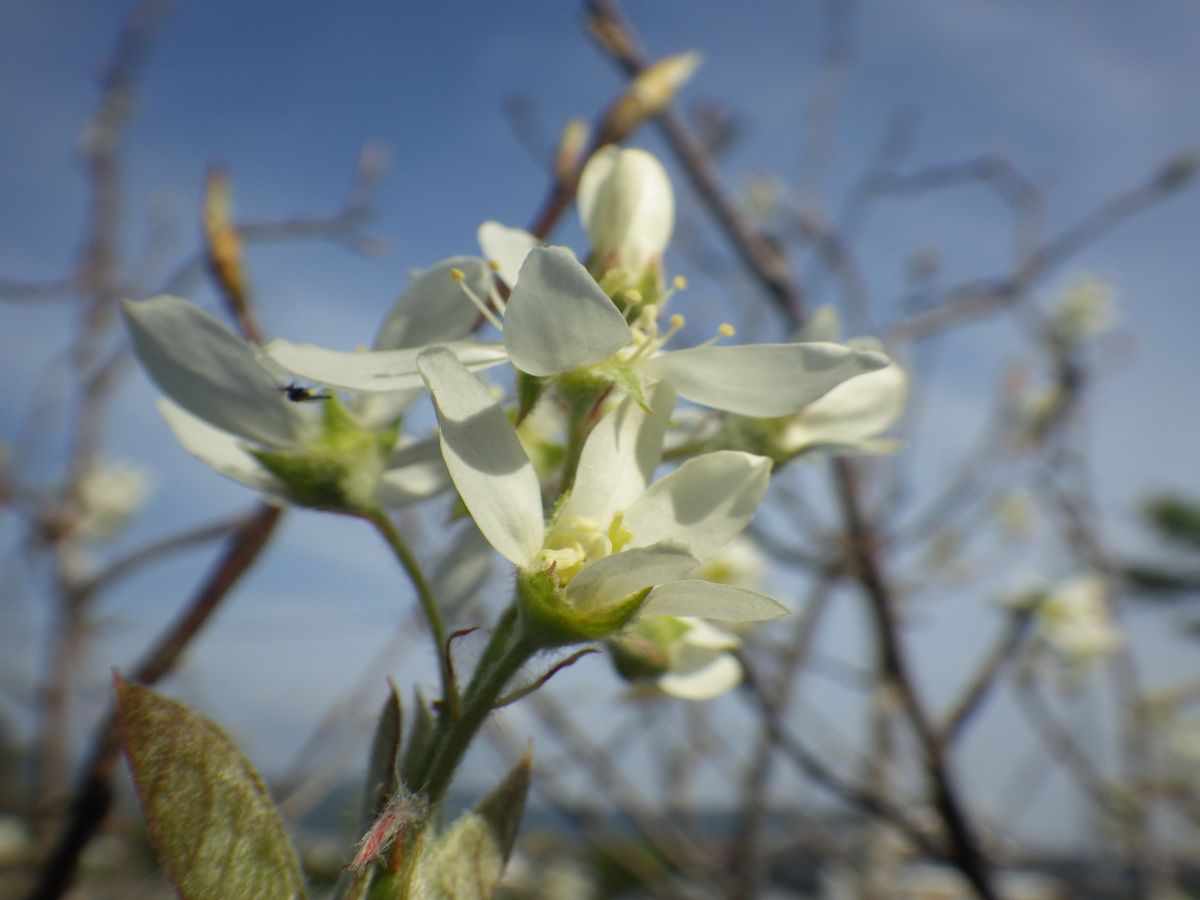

503,246,632,377
374,256,490,351
431,522,496,625
676,617,741,650
265,339,508,393
478,221,539,288
560,380,675,526
658,648,742,700
640,580,788,622
156,399,286,499
124,296,305,447
417,348,543,567
565,541,698,613
783,363,908,453
374,436,451,507
624,451,770,561
643,342,890,417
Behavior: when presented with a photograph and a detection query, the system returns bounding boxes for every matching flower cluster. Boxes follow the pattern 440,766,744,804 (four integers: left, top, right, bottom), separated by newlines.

123,145,908,699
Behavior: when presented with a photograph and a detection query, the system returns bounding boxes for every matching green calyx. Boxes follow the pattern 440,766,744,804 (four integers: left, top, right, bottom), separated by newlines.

515,568,649,649
608,616,689,682
251,396,394,513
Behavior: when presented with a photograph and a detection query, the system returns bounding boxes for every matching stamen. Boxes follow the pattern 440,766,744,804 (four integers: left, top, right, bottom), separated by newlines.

658,274,689,307
696,322,736,349
449,270,504,332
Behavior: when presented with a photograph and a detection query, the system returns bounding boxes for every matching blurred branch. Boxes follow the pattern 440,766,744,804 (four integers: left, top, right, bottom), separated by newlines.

585,3,998,894
583,0,807,324
71,510,253,601
941,611,1031,742
888,151,1198,343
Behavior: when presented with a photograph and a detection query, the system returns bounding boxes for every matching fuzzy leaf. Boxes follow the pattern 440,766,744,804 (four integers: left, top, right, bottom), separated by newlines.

115,679,306,900
362,684,404,829
400,689,436,790
407,751,532,899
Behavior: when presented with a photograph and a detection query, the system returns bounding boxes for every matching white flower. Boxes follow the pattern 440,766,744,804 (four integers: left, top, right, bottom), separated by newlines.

74,461,151,541
1050,276,1117,345
266,246,890,419
123,296,445,510
779,353,908,457
577,145,674,275
611,615,743,700
1035,574,1122,667
416,347,787,640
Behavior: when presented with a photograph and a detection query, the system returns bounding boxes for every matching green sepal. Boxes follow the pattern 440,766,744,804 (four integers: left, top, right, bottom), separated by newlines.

607,616,690,682
114,677,307,900
517,568,649,648
251,395,390,512
515,370,548,423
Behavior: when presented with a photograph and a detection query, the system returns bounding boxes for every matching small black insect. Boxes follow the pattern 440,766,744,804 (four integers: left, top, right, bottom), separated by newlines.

280,381,332,403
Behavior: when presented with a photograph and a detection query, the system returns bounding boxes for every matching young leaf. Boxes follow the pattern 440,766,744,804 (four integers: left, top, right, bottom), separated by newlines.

115,678,307,900
406,749,533,899
399,689,435,789
362,684,404,828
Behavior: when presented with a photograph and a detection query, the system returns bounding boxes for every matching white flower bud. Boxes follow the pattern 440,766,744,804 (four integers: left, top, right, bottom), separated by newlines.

578,146,675,274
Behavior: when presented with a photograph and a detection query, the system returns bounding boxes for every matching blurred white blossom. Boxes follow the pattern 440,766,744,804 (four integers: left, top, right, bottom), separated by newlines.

74,461,151,541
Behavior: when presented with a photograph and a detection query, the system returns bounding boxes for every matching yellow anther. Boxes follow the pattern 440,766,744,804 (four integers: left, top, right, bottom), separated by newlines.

670,313,685,330
488,259,501,272
718,322,736,338
449,267,465,282
673,275,688,290
355,344,368,353
623,288,643,305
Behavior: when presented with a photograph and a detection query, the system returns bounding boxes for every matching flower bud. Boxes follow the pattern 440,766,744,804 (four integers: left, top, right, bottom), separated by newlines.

578,146,675,277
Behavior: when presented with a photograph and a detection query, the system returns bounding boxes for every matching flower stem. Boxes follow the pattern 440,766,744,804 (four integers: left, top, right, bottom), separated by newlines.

367,510,458,719
419,619,537,807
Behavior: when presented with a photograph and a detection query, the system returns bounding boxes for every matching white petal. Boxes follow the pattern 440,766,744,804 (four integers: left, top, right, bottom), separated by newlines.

624,451,770,561
578,146,674,271
658,648,742,700
478,222,539,288
783,363,908,453
677,617,741,650
417,348,543,567
565,541,698,613
265,339,509,393
374,437,451,507
374,256,490,350
502,246,632,377
156,399,286,498
640,580,789,622
124,296,305,446
431,523,496,624
643,342,890,417
560,381,675,526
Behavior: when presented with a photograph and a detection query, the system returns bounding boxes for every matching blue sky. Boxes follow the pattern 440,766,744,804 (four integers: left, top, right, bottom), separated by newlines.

3,0,1199,849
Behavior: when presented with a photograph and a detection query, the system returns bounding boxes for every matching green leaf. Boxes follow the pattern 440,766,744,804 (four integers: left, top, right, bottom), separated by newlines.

362,684,404,829
406,750,532,899
399,689,435,790
1144,494,1200,550
115,678,307,900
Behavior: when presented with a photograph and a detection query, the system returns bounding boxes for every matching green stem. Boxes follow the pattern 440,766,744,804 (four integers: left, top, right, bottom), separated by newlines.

367,510,457,719
416,608,536,806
